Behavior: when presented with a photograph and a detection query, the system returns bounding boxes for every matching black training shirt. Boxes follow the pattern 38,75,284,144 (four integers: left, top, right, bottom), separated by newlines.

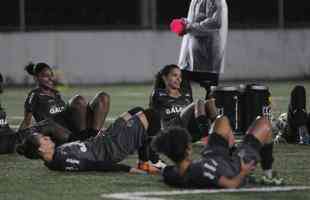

24,88,66,122
150,89,192,128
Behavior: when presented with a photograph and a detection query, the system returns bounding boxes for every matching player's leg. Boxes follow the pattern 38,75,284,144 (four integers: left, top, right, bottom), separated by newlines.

67,95,88,132
201,116,235,160
287,85,310,144
87,91,110,131
182,70,219,99
100,107,161,174
245,117,284,185
179,98,218,142
134,108,162,174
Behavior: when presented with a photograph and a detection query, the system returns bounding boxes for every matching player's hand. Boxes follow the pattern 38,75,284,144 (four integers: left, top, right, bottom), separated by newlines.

170,18,186,36
240,160,256,177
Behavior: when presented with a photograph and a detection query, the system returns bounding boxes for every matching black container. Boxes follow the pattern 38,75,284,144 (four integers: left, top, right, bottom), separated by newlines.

212,86,243,134
241,84,271,133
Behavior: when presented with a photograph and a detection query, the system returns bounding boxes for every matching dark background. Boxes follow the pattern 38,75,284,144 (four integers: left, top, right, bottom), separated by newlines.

0,0,309,31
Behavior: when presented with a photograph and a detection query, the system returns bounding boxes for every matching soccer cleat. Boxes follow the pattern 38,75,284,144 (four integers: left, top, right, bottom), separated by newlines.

150,160,167,170
273,132,288,144
137,161,160,175
260,172,285,186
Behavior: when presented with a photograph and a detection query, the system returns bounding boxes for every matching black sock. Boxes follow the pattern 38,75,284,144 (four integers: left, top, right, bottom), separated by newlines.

143,109,161,137
260,143,274,170
196,115,210,137
138,142,149,162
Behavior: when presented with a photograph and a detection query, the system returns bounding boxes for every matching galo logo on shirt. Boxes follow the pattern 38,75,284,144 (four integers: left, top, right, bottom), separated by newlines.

165,106,183,115
0,119,8,126
49,106,65,114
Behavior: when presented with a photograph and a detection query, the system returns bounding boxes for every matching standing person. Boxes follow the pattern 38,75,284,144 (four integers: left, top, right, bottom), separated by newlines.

19,62,110,141
170,0,228,96
152,116,284,188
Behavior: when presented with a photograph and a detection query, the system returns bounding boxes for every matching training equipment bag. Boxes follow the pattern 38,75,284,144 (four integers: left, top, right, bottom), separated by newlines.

0,108,15,154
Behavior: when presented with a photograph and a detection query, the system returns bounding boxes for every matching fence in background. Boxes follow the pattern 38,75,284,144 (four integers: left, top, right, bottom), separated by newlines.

0,29,309,84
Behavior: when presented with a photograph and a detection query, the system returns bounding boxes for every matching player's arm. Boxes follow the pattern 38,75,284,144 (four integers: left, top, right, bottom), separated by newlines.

218,161,256,188
185,0,224,36
19,92,37,131
149,89,161,109
18,111,33,131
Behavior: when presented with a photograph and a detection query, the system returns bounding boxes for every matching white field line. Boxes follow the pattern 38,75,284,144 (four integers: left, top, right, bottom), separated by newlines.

272,96,288,101
101,186,310,200
114,92,145,97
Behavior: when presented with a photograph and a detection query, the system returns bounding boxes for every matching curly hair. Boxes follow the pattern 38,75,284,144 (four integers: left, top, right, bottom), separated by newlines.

151,127,192,163
25,62,51,76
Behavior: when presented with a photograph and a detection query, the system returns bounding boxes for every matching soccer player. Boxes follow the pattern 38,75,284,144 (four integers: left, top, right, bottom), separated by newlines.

152,116,283,188
141,64,217,170
17,108,158,173
150,64,217,137
18,62,110,141
275,85,310,144
0,73,17,154
170,0,228,96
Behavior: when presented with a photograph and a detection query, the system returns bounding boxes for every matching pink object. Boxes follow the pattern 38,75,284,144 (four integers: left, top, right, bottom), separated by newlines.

170,19,186,36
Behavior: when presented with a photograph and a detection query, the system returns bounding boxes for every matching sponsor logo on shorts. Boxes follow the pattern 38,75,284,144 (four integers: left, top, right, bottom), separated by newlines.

203,172,215,180
204,163,216,172
210,159,218,167
66,158,80,165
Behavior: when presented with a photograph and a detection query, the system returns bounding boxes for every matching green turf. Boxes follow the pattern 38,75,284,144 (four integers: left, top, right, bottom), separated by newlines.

1,81,310,200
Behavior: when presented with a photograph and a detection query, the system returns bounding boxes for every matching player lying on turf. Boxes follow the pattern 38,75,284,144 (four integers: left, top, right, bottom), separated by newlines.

16,107,162,173
274,85,310,144
142,64,217,170
152,116,284,188
0,73,16,154
19,62,110,141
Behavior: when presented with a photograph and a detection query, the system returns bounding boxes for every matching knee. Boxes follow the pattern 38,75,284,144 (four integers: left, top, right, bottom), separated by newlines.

69,95,87,108
213,116,233,139
247,116,272,141
96,91,110,105
251,116,272,132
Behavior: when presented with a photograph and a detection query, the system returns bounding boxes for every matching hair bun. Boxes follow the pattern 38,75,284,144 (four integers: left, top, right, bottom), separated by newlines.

24,63,36,76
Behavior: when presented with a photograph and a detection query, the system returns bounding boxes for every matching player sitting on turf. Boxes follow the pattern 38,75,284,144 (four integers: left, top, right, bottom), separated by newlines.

16,107,162,173
274,85,310,144
141,64,217,171
19,62,110,141
0,73,17,154
152,116,284,188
